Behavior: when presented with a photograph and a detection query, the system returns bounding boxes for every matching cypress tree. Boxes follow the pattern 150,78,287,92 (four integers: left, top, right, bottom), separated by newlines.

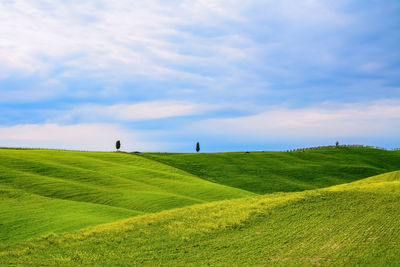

116,140,121,151
196,142,200,153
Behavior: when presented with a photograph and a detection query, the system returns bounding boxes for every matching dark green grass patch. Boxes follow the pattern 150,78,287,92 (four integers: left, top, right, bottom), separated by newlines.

141,147,400,194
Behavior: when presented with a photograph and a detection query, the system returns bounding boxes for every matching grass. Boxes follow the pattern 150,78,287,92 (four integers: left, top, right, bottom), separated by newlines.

1,147,399,265
140,147,400,194
1,170,399,266
0,148,252,243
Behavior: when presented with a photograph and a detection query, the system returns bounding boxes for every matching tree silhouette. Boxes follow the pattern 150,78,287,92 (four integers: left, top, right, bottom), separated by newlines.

196,142,200,153
116,140,121,151
336,141,339,147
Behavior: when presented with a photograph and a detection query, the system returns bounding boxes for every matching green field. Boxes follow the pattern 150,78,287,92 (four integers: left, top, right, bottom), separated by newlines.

0,147,399,265
0,149,252,243
141,147,400,193
1,170,399,266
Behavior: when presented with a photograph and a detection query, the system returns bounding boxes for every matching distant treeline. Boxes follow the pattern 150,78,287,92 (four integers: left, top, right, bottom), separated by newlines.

286,144,399,152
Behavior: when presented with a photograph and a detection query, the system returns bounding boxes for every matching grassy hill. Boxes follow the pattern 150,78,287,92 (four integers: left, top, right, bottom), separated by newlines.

0,149,253,243
1,147,399,265
1,170,399,266
140,147,400,194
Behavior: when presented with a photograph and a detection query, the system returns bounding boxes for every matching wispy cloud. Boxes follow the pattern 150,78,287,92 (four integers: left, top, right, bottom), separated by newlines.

3,1,388,86
0,0,253,78
192,99,400,141
1,1,398,99
64,100,217,122
1,99,399,152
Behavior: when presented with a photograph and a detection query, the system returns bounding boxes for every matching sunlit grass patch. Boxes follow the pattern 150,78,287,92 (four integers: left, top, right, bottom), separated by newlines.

0,148,252,244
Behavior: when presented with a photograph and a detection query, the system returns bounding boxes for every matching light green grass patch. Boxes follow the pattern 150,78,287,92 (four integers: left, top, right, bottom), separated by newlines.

0,149,253,243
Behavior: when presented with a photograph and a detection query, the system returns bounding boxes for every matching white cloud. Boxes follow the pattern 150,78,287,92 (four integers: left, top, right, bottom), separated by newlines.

193,100,400,141
0,123,165,151
103,101,207,120
64,100,216,122
0,0,254,79
0,0,352,81
1,100,399,152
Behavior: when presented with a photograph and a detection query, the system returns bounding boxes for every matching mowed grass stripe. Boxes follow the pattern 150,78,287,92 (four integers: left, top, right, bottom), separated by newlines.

0,154,186,196
0,149,253,208
0,151,191,189
0,150,253,200
0,164,210,212
0,158,248,211
1,171,399,265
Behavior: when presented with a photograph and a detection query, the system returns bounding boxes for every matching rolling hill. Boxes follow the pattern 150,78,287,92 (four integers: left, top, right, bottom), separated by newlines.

1,147,399,265
0,148,253,243
1,170,399,266
140,147,400,194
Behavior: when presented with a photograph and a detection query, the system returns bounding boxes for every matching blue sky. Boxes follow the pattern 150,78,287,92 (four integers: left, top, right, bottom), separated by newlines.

0,0,399,152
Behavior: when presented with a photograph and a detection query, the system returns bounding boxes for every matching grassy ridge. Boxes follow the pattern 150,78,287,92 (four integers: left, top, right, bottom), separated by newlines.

1,171,399,266
0,149,253,243
141,147,400,194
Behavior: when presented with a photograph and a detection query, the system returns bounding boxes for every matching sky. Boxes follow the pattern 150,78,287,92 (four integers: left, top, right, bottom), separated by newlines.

0,0,399,152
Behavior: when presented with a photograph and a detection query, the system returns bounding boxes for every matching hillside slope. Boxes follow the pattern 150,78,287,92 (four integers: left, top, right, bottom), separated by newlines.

141,147,400,194
1,171,399,266
0,149,253,243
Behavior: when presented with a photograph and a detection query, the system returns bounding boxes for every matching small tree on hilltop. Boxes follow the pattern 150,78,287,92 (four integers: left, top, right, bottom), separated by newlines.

196,142,200,153
336,141,339,147
116,140,121,151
